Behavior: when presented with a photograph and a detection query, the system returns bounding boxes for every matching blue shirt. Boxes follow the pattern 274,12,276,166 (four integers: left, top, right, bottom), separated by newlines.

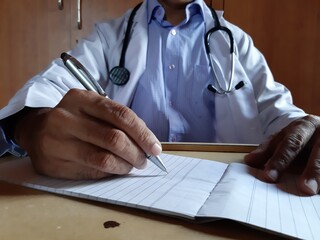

0,0,216,157
131,0,216,142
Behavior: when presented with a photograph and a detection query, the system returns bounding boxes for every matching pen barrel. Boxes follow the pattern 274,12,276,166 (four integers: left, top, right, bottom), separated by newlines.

64,60,98,92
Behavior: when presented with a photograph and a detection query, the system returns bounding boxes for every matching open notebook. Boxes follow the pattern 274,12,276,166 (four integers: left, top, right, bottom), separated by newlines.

0,153,319,240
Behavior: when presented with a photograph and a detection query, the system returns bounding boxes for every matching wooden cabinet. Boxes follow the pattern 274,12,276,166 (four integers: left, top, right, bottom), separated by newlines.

69,0,141,47
0,0,71,107
0,0,142,108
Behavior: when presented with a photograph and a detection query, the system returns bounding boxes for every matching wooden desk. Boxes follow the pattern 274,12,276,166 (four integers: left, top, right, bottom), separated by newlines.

0,144,286,240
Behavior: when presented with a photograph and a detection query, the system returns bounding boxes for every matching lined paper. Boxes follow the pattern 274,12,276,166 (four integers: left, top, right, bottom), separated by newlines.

0,154,227,218
0,154,319,239
198,163,320,239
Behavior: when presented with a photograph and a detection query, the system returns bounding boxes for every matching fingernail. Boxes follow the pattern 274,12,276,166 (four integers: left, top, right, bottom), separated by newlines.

266,169,279,181
304,179,318,195
151,142,162,155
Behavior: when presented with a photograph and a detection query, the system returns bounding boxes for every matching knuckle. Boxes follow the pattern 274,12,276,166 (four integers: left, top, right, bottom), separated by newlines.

286,116,316,136
62,89,84,104
99,154,116,171
95,153,122,173
105,129,127,151
65,88,85,99
303,115,320,128
93,94,109,108
275,154,291,170
274,134,304,170
115,108,150,144
286,133,304,152
99,154,132,174
113,105,137,127
82,150,112,171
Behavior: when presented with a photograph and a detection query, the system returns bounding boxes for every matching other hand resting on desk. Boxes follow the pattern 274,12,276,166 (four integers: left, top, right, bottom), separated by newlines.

245,115,320,195
13,89,162,179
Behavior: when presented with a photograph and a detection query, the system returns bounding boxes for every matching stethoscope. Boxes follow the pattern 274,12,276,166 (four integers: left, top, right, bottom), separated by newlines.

109,2,244,94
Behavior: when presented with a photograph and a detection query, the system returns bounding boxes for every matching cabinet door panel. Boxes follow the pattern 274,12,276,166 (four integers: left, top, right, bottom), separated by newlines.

70,0,142,47
0,0,71,107
223,0,320,114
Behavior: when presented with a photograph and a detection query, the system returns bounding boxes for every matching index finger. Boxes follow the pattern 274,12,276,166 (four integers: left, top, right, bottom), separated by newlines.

68,90,162,156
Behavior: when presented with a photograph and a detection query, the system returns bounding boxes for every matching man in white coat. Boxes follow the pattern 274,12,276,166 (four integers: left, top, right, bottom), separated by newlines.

0,0,319,195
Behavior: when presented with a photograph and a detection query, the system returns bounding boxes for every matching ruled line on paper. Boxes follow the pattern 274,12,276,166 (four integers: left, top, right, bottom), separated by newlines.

0,154,226,218
1,154,319,240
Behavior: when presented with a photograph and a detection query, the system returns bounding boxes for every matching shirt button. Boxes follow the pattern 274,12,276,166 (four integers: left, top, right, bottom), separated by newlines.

169,64,175,70
171,29,177,36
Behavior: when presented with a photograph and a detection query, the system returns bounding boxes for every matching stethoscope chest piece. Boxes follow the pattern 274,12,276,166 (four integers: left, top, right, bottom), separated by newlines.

108,2,142,86
109,66,130,85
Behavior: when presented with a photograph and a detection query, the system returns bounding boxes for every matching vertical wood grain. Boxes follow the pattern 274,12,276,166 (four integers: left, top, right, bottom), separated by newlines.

0,0,71,108
70,0,142,48
223,0,320,115
212,0,224,10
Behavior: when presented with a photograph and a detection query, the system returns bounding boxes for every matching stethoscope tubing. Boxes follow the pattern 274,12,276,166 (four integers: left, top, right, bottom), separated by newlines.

111,2,243,94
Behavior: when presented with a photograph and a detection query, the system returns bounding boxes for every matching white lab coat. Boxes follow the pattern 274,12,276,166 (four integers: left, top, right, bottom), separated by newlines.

0,1,306,144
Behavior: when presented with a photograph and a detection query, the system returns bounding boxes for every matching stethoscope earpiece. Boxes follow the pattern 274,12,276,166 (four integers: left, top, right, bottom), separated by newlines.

235,81,245,90
207,84,218,94
109,66,130,86
207,81,245,94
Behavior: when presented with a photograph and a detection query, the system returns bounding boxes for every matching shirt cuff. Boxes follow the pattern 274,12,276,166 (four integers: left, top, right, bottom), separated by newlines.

0,126,27,157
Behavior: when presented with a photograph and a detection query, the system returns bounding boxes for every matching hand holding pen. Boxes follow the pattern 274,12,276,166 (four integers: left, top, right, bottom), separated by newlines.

13,54,164,180
61,52,167,173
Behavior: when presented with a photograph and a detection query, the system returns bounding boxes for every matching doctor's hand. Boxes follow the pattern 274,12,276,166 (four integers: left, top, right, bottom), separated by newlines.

14,89,162,179
244,115,320,195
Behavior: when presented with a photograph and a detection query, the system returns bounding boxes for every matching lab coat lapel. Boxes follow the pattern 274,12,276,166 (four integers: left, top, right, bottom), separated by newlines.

203,7,262,143
112,2,148,106
203,7,237,141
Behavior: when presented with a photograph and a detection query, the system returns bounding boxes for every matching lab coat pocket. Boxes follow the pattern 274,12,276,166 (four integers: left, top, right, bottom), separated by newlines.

190,65,215,116
214,75,263,143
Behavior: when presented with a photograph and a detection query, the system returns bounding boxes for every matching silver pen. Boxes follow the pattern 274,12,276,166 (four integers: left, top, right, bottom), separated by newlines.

61,52,168,173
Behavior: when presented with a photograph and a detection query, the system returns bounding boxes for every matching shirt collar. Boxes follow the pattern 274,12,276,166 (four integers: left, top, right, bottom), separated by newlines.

147,0,205,25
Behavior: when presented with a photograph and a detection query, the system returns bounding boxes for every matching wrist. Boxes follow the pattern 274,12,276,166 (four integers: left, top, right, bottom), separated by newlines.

14,107,51,151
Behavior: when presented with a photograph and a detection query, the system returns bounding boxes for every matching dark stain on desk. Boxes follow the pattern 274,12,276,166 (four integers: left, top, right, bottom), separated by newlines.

103,220,120,229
